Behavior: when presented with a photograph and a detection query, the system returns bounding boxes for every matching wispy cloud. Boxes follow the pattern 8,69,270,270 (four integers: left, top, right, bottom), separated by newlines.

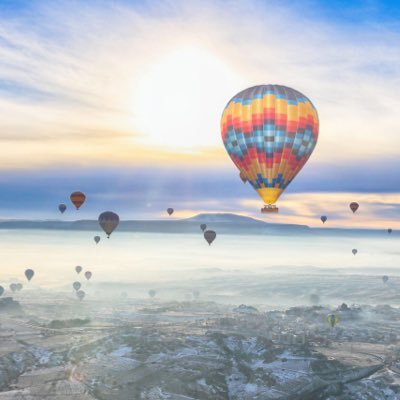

0,0,399,168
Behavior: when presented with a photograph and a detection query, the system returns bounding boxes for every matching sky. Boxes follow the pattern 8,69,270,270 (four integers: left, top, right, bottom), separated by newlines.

0,0,399,228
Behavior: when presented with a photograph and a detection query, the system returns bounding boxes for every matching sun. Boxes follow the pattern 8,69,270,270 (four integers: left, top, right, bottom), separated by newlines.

130,45,242,152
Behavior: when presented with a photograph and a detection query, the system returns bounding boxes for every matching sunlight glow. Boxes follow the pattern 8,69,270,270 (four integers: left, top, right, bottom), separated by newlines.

131,45,242,151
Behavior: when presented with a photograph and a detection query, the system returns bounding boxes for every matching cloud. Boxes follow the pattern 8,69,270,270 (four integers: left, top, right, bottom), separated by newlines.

0,0,399,168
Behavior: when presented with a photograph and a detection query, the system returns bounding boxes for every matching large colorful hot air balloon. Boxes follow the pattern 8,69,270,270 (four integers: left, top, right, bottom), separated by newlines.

98,211,120,238
204,230,216,245
327,313,339,328
221,85,319,213
25,269,34,281
350,202,359,213
58,204,67,214
70,191,86,210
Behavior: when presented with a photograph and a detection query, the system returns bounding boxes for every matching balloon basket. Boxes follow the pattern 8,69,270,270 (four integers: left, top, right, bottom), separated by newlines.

261,205,279,213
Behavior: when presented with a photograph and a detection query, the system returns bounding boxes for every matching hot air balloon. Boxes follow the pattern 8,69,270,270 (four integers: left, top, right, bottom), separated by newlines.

148,289,156,298
70,191,86,210
167,208,174,216
350,202,359,213
94,236,101,244
0,286,3,297
327,313,339,328
352,249,358,256
382,275,389,284
10,283,17,293
75,266,82,274
200,224,207,232
221,85,319,213
76,290,85,301
58,204,67,214
98,211,119,238
388,228,393,234
25,269,34,281
321,216,327,224
84,271,92,281
73,281,81,291
239,171,247,183
16,283,23,291
204,230,216,245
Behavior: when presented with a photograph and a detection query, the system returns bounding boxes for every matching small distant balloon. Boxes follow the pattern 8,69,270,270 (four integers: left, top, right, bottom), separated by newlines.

58,204,67,214
98,211,120,238
75,266,82,274
320,216,327,224
10,283,17,293
239,171,247,184
200,224,207,232
204,230,216,245
84,271,92,281
352,249,358,256
382,275,389,284
73,281,81,291
70,191,86,210
327,313,339,328
192,289,200,299
148,289,156,298
16,283,23,291
94,236,101,244
0,286,4,296
167,208,174,216
388,228,393,234
76,290,85,301
350,202,359,213
25,269,34,281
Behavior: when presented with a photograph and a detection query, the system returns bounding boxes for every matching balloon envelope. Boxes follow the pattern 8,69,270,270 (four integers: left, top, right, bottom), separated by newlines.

167,208,174,216
75,266,82,274
352,249,358,255
321,216,327,224
84,271,92,280
16,283,23,291
73,281,81,291
221,85,319,206
200,224,207,232
204,230,216,245
388,228,392,234
382,275,389,283
58,204,67,213
25,269,34,281
0,286,3,297
10,283,17,293
76,290,85,301
70,191,86,210
148,289,156,298
327,313,339,328
350,202,359,213
98,211,120,238
94,236,101,244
